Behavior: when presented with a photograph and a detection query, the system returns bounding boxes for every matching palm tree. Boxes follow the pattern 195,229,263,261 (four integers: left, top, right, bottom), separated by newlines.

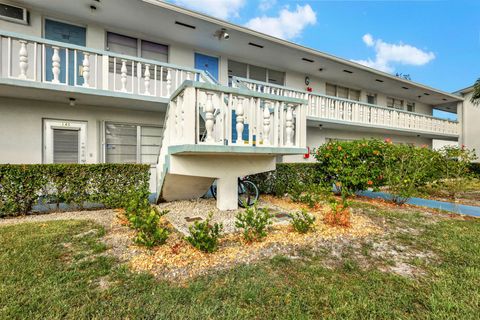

472,78,480,105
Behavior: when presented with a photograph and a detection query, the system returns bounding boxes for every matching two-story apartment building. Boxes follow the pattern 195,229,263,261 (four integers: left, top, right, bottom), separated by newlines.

0,0,463,209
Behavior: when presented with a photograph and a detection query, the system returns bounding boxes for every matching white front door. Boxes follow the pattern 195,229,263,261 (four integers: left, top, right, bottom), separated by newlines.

43,119,87,164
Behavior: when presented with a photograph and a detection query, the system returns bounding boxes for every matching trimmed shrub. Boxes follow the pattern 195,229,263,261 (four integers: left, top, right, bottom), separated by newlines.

235,204,273,242
290,209,316,233
186,213,223,253
248,163,321,196
0,164,150,217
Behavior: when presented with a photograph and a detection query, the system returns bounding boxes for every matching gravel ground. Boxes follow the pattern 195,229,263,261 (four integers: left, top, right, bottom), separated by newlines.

157,198,295,235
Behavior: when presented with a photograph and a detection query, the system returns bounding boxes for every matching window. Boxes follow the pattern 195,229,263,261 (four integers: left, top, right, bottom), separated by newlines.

106,32,168,62
387,97,404,110
141,40,168,63
106,32,137,56
367,94,377,105
326,83,361,101
228,60,285,86
104,122,162,165
406,101,415,112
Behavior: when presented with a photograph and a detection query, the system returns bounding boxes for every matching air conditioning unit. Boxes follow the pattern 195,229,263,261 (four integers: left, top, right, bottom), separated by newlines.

0,2,29,25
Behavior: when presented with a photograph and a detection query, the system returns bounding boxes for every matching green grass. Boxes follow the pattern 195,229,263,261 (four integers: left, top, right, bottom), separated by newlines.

1,210,479,319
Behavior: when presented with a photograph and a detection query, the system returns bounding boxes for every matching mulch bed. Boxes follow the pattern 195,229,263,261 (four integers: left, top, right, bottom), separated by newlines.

129,197,382,281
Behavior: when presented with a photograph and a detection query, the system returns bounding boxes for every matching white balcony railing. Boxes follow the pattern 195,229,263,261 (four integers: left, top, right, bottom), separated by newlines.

0,31,209,99
233,77,460,137
166,81,307,148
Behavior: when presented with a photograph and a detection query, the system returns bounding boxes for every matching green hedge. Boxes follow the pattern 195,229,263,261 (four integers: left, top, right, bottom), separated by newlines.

248,163,321,196
469,163,480,177
0,164,150,217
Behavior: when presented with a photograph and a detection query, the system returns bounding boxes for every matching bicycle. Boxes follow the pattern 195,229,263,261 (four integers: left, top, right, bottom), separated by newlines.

210,177,259,208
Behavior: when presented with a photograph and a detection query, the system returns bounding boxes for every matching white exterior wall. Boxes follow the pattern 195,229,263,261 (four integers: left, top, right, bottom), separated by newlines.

283,126,432,163
462,91,480,162
0,7,437,116
0,97,164,164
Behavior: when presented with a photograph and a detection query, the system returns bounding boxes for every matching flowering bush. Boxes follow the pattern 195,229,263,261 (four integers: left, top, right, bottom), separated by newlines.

314,139,388,196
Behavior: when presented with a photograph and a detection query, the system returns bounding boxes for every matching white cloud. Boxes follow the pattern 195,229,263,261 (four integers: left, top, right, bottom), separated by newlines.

171,0,245,20
259,0,277,11
352,33,435,73
244,4,317,40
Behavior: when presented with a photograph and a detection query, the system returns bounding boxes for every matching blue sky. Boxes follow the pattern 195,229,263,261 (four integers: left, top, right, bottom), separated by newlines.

171,0,480,93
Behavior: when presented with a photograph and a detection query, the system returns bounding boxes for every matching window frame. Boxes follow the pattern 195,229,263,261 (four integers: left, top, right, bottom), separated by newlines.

386,97,404,110
102,121,163,166
326,83,361,101
105,31,170,63
228,59,285,86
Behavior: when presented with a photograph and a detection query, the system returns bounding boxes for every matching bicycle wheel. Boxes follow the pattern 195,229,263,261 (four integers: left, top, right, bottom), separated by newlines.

210,182,217,200
238,180,259,208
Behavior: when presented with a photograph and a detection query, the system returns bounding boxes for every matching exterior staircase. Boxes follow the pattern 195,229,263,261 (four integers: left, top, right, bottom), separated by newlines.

156,81,308,210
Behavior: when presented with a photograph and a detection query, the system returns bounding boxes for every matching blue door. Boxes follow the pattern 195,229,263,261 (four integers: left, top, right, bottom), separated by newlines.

194,53,219,81
45,19,86,86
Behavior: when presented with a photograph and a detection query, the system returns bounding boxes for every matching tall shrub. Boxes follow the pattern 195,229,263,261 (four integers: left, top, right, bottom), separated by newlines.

314,139,387,195
382,144,437,204
436,146,477,200
247,163,320,196
0,164,150,217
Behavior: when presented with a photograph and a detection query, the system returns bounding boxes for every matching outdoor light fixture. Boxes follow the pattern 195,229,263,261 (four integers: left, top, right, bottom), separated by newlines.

69,98,76,107
214,28,230,40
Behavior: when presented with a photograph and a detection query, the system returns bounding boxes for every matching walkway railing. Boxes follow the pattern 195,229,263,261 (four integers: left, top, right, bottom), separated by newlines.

233,77,460,136
0,31,208,99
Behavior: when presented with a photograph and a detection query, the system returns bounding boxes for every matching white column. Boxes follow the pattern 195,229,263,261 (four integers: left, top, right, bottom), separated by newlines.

236,97,245,144
51,46,61,84
205,92,215,143
216,176,238,210
285,104,294,146
263,102,271,146
18,40,28,80
82,52,90,87
120,59,127,92
144,64,151,95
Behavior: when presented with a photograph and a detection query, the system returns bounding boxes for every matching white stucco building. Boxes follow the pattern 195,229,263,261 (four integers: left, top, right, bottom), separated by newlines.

0,0,464,209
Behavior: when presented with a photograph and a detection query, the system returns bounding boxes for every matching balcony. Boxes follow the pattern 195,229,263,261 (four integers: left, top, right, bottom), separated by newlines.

233,77,460,140
0,31,210,107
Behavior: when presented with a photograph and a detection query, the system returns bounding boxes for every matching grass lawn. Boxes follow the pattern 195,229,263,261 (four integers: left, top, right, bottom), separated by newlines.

1,204,479,319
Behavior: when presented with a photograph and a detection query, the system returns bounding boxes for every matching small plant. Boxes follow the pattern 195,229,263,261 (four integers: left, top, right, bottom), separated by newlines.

290,209,316,233
235,204,273,242
186,213,223,253
124,196,169,248
324,196,351,228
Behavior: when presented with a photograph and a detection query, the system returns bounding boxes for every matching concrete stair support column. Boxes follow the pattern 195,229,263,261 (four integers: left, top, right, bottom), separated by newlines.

216,176,238,211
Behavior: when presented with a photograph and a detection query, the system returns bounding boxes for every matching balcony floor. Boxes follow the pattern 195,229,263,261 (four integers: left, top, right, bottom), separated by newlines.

0,78,169,112
307,117,459,141
169,144,308,156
